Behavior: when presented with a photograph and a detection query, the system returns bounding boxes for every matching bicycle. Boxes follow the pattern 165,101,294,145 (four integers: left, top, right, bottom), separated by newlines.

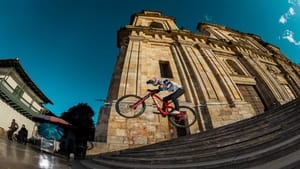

115,89,197,128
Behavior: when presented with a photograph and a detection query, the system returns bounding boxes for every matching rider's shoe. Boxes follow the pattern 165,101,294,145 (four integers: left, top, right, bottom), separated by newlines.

169,110,180,115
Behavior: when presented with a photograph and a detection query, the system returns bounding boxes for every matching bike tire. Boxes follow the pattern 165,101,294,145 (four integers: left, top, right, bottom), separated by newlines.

115,95,146,118
168,106,197,128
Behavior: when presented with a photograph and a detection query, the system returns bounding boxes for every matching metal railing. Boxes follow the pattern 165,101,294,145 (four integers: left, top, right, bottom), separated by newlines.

0,80,42,118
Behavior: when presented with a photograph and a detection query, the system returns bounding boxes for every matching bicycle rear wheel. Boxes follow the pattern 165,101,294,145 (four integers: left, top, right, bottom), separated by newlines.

115,95,146,118
168,106,196,128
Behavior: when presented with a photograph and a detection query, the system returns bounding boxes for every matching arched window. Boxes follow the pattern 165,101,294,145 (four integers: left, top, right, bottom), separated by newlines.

226,60,245,75
150,22,164,29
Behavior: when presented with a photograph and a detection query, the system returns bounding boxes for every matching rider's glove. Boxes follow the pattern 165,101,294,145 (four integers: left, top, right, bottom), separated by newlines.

146,80,154,84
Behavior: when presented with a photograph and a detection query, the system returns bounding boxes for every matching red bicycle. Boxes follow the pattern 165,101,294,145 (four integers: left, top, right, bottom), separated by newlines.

115,89,196,128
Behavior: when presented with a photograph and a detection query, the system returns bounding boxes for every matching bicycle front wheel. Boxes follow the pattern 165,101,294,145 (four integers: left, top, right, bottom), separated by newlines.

168,106,196,128
115,95,146,118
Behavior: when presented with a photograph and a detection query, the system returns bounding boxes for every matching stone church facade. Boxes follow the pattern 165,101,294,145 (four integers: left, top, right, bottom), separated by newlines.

94,10,300,153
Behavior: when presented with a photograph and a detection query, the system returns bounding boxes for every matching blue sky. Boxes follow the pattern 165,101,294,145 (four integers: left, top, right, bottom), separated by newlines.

1,0,299,124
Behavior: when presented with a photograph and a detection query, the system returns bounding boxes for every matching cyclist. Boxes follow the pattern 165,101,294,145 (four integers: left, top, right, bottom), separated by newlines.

146,77,185,115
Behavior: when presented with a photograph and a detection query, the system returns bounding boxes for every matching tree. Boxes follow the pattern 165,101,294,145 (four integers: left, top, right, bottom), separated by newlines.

61,103,95,139
60,103,95,158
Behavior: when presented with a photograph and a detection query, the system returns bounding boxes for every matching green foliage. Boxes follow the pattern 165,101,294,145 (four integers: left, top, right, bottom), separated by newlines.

61,103,95,141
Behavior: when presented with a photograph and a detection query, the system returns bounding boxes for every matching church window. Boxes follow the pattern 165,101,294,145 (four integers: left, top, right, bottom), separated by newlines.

226,59,245,75
159,61,173,78
150,22,164,29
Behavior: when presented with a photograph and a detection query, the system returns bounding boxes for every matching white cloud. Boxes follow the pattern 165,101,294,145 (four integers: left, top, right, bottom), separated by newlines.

279,1,300,47
288,7,296,15
282,30,300,46
278,7,296,24
288,0,300,6
279,15,287,24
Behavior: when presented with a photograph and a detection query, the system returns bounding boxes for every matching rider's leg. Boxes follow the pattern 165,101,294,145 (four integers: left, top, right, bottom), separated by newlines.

162,94,172,112
172,88,185,110
163,88,185,113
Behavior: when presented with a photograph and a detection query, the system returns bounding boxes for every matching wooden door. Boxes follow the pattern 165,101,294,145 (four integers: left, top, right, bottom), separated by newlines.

238,84,265,114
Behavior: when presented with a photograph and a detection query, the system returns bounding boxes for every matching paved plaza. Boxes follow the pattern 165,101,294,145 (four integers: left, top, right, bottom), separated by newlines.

0,135,85,169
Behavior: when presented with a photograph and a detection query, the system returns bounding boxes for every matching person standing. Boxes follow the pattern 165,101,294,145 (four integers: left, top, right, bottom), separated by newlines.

8,119,19,140
17,124,28,144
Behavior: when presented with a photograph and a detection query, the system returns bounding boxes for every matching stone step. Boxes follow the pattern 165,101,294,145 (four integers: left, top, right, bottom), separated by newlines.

80,160,112,169
100,125,300,164
83,98,300,169
115,125,282,158
110,102,300,155
89,133,300,168
116,98,300,153
115,120,300,161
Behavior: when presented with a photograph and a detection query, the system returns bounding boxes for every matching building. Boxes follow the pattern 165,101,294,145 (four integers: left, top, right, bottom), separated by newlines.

0,58,53,137
94,10,300,153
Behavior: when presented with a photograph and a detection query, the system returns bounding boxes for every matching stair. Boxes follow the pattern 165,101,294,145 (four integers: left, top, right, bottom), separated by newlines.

81,98,300,169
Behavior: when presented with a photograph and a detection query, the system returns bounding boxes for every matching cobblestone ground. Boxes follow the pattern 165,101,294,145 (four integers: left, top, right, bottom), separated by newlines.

0,135,81,169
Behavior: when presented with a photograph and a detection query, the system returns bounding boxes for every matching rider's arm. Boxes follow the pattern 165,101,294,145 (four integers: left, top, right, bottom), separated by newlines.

146,79,161,86
146,79,163,93
158,85,164,91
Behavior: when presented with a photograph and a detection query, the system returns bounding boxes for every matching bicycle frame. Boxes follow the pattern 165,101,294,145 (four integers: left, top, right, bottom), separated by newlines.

129,91,174,116
150,93,174,116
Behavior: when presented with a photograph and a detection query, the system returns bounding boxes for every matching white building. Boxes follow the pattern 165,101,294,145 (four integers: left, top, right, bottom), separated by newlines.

0,58,53,138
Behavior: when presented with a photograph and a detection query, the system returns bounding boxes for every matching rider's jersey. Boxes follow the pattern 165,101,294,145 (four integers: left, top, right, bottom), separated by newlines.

152,78,182,92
